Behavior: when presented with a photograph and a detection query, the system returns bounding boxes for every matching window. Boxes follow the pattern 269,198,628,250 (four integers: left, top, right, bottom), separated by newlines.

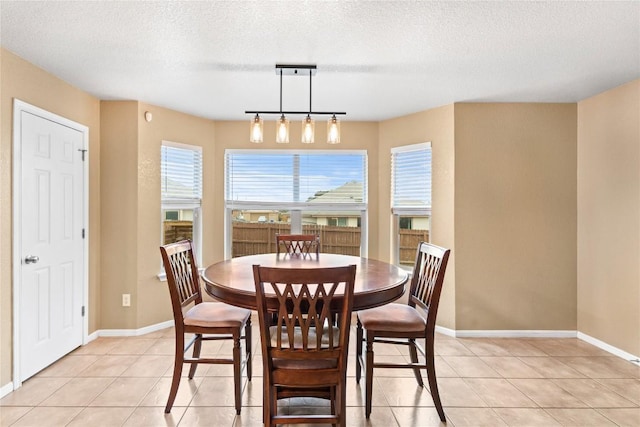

165,210,179,221
225,150,367,258
391,142,431,267
161,141,203,263
399,217,412,229
327,217,349,227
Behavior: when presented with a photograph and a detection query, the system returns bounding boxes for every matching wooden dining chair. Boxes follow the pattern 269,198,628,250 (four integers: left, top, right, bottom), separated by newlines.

253,264,357,427
356,242,451,421
275,233,320,256
160,240,252,414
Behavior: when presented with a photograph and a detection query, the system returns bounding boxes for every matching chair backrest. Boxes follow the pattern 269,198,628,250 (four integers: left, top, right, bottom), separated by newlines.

160,240,203,323
253,264,356,368
408,242,451,329
276,233,320,256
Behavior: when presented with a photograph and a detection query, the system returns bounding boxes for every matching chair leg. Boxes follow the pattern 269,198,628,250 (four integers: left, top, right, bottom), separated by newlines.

268,385,277,427
408,338,424,387
355,318,363,384
165,332,185,413
340,380,347,427
188,334,202,379
365,332,374,419
262,375,268,424
425,335,445,422
245,318,252,381
331,386,337,427
233,333,242,415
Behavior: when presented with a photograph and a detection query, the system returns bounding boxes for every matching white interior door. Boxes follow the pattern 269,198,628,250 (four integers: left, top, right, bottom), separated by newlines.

17,108,85,381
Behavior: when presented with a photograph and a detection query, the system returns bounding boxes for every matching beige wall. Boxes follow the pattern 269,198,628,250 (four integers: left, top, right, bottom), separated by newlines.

378,106,457,329
136,103,216,328
454,103,578,330
100,101,139,329
0,48,101,386
577,80,640,356
100,101,217,329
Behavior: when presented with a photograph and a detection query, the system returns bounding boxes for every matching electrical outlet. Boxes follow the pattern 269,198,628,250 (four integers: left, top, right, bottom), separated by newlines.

122,294,131,307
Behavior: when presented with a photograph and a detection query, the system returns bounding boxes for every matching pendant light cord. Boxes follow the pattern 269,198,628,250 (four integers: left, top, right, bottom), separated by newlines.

279,68,283,116
309,69,312,115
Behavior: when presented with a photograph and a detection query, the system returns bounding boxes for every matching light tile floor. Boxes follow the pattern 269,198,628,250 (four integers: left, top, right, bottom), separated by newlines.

2,318,639,426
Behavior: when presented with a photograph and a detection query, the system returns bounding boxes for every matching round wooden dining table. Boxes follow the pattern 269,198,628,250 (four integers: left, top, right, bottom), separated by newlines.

201,253,408,311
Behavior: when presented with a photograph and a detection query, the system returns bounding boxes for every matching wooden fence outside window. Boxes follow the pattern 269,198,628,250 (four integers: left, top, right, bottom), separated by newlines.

163,221,428,264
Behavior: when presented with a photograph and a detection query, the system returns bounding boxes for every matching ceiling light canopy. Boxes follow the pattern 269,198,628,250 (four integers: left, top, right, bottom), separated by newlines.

245,64,346,144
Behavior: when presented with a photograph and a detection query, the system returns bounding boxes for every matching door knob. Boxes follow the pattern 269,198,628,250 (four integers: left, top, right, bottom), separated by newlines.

24,255,40,264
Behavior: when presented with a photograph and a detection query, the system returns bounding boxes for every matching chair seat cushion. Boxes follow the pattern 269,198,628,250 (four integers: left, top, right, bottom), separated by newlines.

358,303,426,332
269,325,340,349
184,302,250,328
273,357,338,370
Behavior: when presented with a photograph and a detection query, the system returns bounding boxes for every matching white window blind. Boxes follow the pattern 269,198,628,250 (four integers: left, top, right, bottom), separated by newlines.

391,142,431,213
225,150,367,208
161,142,203,202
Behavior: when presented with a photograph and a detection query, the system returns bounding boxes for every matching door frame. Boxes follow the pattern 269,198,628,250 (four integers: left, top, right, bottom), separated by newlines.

12,99,90,389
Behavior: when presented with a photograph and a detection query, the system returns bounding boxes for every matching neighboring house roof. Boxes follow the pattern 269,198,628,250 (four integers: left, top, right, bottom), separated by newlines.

233,209,280,214
306,181,363,203
305,212,361,218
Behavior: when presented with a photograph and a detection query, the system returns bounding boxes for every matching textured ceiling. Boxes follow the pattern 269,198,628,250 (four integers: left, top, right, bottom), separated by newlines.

1,1,639,121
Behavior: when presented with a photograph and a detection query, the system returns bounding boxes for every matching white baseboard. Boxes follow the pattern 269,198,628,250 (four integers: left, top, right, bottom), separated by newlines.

435,326,639,365
89,320,174,338
578,332,640,366
435,325,456,337
0,381,14,399
86,330,100,343
4,324,637,401
87,322,640,368
435,325,577,338
455,329,577,338
2,321,174,399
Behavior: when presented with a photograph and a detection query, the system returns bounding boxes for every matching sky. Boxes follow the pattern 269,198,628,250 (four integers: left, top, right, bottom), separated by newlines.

226,152,366,202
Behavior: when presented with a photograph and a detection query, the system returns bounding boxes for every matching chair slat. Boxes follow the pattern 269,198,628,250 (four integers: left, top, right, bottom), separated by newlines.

276,233,320,256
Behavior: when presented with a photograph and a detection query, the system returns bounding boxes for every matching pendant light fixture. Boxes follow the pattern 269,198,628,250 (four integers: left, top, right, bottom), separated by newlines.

245,64,345,144
249,113,263,143
327,114,340,144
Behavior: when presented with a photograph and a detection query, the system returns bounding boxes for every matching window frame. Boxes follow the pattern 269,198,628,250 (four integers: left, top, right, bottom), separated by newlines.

160,140,203,266
224,149,368,259
391,142,432,267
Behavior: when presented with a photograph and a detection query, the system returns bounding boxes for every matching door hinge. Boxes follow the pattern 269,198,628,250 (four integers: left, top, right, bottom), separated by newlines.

81,306,85,317
82,228,85,239
78,148,87,161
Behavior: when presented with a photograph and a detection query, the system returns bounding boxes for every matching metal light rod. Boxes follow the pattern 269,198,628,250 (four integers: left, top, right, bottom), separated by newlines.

245,111,346,115
275,64,317,76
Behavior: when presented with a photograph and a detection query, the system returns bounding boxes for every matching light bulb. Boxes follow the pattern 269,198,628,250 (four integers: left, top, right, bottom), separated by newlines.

249,114,263,143
327,115,340,144
301,115,315,144
276,115,290,144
